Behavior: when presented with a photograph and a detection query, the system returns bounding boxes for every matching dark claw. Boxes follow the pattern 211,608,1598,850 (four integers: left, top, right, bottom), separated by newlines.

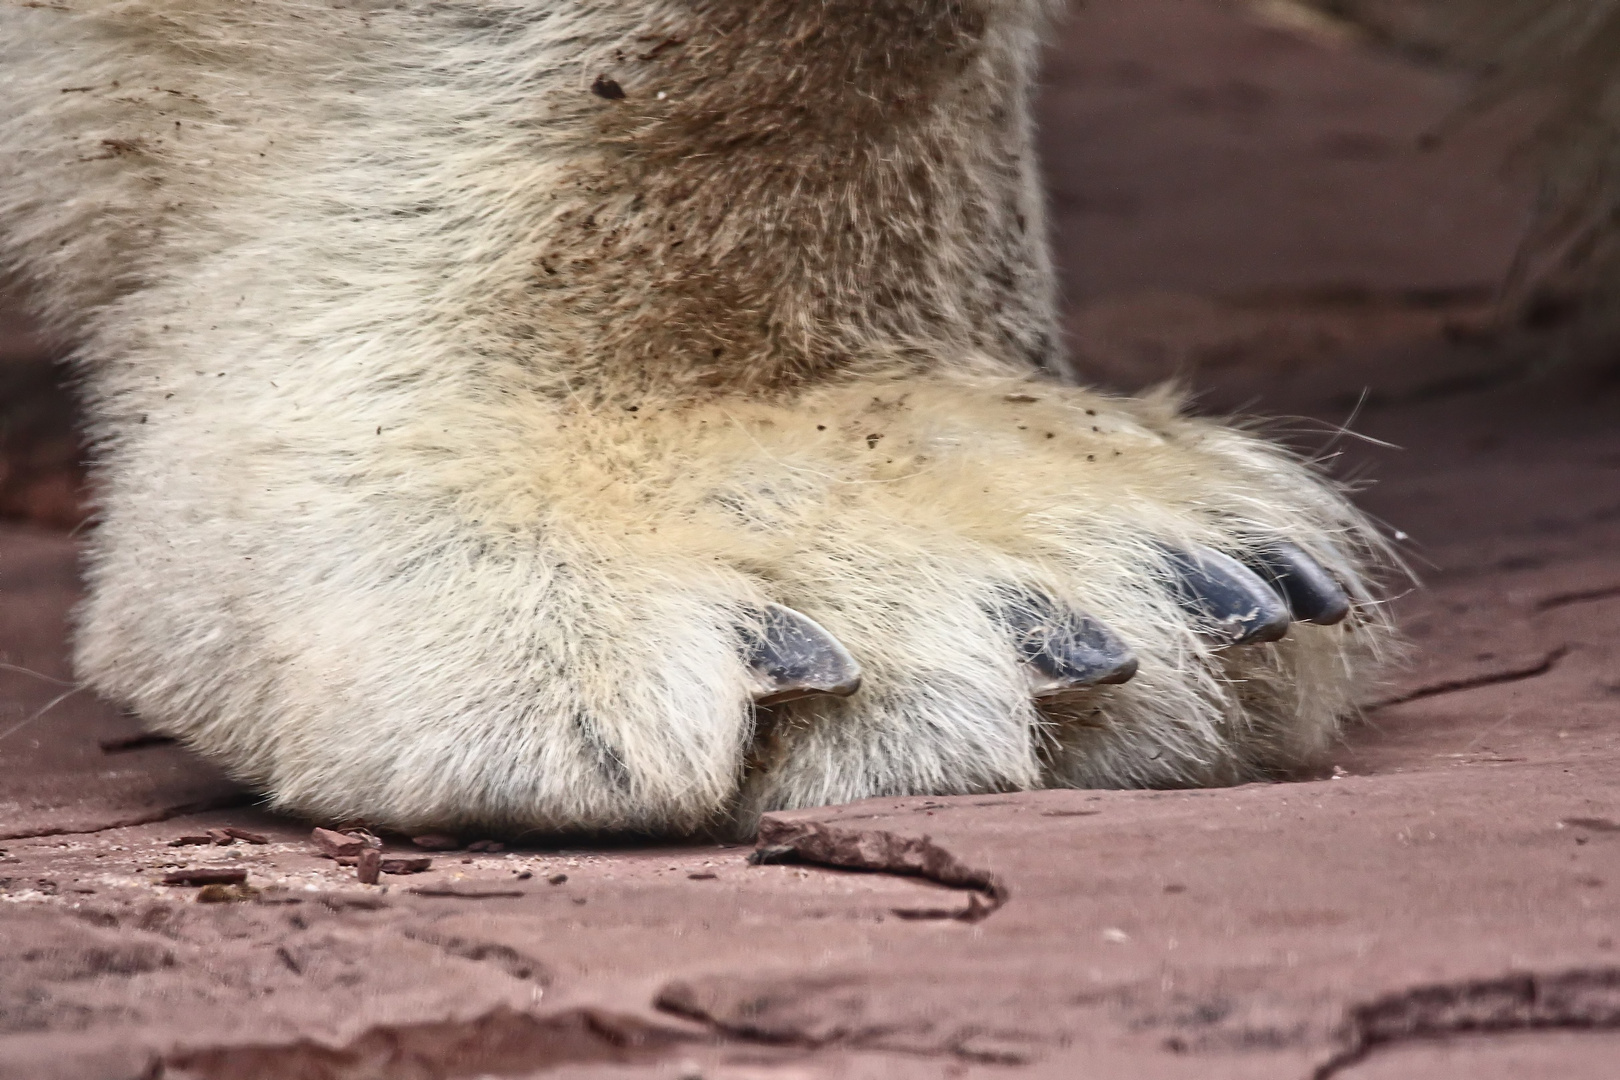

1165,546,1292,645
1242,542,1351,626
1004,594,1139,699
744,604,863,705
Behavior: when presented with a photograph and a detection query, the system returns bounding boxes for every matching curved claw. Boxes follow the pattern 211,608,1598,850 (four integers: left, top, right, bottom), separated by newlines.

1004,594,1139,699
1242,542,1351,626
1165,546,1292,645
744,604,863,705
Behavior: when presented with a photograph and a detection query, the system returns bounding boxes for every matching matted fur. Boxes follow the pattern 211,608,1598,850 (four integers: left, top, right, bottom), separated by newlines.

1,0,1394,835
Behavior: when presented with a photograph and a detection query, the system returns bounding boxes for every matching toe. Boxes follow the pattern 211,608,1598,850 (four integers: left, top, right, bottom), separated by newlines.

1002,592,1139,699
1242,542,1351,626
744,603,863,705
1164,545,1292,645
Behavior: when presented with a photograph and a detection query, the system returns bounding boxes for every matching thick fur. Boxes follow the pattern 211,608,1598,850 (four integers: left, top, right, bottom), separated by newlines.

1,0,1393,835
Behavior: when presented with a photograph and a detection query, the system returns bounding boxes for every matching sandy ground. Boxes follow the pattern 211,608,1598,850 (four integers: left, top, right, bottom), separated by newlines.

2,2,1618,1078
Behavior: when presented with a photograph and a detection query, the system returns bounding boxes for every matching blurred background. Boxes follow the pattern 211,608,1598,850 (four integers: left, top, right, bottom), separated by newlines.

0,297,80,529
0,0,1613,537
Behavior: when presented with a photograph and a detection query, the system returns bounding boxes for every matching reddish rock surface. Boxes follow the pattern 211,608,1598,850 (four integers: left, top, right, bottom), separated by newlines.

2,2,1617,1078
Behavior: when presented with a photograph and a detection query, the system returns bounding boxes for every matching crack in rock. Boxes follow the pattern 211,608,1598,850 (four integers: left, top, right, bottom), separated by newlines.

399,929,553,986
753,816,1009,921
653,974,1038,1064
161,1005,694,1080
656,974,897,1047
1370,645,1569,709
1312,968,1620,1079
1536,584,1620,612
0,792,258,841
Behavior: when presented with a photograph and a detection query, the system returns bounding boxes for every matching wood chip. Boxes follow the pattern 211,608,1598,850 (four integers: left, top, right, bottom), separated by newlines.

206,828,234,845
356,847,381,885
547,873,568,885
310,827,365,858
687,871,718,880
380,856,432,875
162,868,248,886
466,839,506,852
222,827,270,844
167,835,213,847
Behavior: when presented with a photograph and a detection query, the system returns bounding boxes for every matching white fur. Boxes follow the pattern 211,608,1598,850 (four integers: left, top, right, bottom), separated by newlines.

1,0,1394,835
